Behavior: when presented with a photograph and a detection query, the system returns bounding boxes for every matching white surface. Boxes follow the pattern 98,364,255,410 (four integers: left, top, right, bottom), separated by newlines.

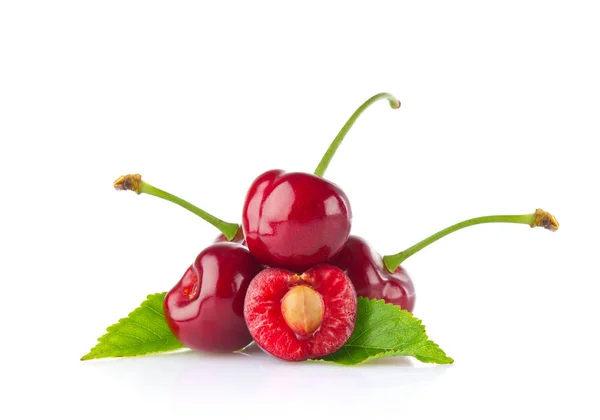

1,1,599,419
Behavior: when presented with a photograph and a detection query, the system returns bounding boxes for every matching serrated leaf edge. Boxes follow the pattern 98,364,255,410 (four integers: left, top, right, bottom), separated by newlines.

311,297,453,366
80,292,183,361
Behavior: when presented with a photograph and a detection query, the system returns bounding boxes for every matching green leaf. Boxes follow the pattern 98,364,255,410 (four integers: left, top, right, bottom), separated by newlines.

81,292,183,361
316,297,453,366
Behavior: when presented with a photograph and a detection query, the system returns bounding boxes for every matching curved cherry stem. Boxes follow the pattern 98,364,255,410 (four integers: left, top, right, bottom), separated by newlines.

383,209,559,273
314,92,401,177
113,174,240,241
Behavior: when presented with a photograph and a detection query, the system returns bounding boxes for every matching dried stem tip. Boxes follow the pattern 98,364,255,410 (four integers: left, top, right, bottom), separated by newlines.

114,174,142,194
531,209,559,232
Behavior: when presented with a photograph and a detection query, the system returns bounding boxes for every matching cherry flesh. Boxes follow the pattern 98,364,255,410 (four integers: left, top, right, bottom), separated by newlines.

330,235,416,312
242,170,352,272
244,264,357,361
164,242,263,353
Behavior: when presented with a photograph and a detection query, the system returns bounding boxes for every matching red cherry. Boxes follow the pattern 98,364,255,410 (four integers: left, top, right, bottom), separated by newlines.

330,235,416,311
244,264,357,361
238,94,404,272
164,242,263,353
242,170,352,272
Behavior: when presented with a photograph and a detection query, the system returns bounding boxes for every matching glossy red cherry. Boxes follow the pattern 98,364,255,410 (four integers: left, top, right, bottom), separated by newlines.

242,170,351,272
164,242,263,353
330,235,416,311
244,264,357,361
239,94,406,272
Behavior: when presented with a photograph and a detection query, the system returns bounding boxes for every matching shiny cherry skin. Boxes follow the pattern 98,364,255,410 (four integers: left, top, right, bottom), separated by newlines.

329,235,416,312
164,242,263,352
242,169,352,272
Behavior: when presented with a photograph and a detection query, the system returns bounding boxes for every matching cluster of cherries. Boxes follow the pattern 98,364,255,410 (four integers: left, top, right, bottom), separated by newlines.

115,93,558,362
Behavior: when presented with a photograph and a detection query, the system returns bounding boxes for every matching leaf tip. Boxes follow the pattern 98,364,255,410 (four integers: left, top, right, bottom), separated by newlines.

439,355,454,364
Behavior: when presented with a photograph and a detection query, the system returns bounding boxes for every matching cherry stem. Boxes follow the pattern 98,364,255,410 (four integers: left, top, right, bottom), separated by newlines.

314,92,401,177
113,174,240,241
382,209,559,272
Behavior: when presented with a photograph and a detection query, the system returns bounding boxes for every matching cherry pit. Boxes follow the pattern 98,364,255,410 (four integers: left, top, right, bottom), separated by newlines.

111,92,559,362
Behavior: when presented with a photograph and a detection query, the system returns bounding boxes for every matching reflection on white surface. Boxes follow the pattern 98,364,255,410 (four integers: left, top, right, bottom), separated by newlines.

76,344,450,417
84,344,450,389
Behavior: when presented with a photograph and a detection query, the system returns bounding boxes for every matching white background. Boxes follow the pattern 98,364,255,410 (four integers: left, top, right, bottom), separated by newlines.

1,1,599,419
